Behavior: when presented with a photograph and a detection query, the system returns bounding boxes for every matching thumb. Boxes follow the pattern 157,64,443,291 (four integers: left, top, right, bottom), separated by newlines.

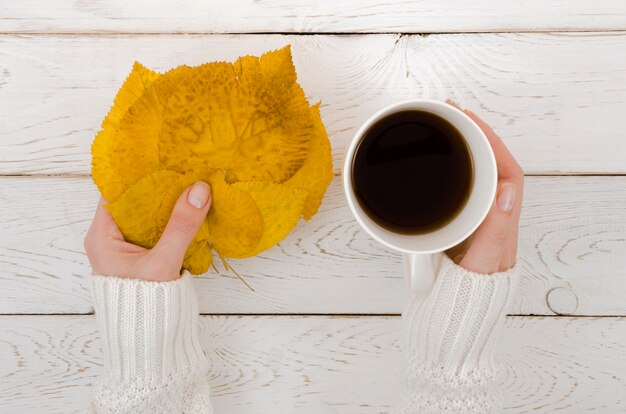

459,182,516,274
152,181,212,269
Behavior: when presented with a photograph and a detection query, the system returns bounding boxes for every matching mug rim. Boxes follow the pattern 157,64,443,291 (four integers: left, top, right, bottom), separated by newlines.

342,99,497,254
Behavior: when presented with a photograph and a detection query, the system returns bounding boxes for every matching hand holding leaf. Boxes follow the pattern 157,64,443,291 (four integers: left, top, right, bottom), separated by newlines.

92,46,333,275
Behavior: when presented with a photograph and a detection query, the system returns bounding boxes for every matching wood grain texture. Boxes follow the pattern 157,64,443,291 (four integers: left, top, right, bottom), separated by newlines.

2,1,626,33
1,5,624,413
1,315,625,413
1,34,626,175
2,176,625,315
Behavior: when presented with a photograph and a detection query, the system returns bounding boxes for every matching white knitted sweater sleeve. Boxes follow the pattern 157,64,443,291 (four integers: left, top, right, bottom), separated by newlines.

87,274,213,414
395,254,518,414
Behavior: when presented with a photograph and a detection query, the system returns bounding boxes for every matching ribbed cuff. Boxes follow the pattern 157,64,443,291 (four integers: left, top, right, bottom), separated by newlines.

90,273,208,384
402,254,519,386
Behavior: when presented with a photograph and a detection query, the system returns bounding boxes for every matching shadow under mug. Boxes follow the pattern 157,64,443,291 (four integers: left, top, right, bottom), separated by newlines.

343,99,498,296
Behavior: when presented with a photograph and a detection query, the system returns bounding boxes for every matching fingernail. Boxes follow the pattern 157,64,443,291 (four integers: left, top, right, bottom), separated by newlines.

497,182,516,212
187,181,211,209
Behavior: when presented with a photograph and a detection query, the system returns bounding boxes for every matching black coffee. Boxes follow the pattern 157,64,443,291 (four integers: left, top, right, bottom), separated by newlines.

352,110,473,234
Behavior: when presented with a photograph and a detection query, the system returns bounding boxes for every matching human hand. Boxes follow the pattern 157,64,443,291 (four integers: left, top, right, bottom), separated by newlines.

84,181,212,282
445,101,524,274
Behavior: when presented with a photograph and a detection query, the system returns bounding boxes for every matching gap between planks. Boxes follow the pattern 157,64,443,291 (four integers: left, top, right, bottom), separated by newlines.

2,30,626,36
0,173,625,179
1,313,625,318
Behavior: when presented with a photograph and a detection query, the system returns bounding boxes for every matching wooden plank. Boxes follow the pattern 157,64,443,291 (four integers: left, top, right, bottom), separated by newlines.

2,1,626,33
1,315,625,413
2,176,625,315
1,34,626,175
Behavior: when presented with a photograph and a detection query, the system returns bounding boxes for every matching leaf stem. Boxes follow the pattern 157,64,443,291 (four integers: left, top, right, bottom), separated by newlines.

220,256,255,292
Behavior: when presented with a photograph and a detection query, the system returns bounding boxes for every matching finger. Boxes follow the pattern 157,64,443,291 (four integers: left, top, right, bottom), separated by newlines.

462,109,522,181
460,182,517,274
152,181,212,271
466,110,524,265
84,197,124,262
445,99,462,111
500,180,523,270
88,197,124,241
445,101,521,180
446,103,523,270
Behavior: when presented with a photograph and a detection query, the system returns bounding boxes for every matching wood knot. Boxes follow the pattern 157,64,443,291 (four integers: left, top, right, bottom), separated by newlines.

546,287,579,315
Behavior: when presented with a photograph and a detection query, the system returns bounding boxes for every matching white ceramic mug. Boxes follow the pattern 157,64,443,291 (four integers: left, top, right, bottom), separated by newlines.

343,99,498,296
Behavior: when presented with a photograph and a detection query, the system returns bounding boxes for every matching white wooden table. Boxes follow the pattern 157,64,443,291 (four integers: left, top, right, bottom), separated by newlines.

2,2,626,412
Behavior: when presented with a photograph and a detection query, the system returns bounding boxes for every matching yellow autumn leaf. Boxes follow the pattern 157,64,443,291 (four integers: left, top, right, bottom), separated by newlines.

159,167,264,259
285,103,334,219
92,46,333,276
105,170,180,248
92,62,161,202
183,240,212,275
106,72,182,201
104,62,161,131
159,49,313,183
232,181,308,256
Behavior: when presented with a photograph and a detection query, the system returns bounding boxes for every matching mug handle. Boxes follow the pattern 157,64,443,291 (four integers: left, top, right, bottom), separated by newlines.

402,252,443,297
